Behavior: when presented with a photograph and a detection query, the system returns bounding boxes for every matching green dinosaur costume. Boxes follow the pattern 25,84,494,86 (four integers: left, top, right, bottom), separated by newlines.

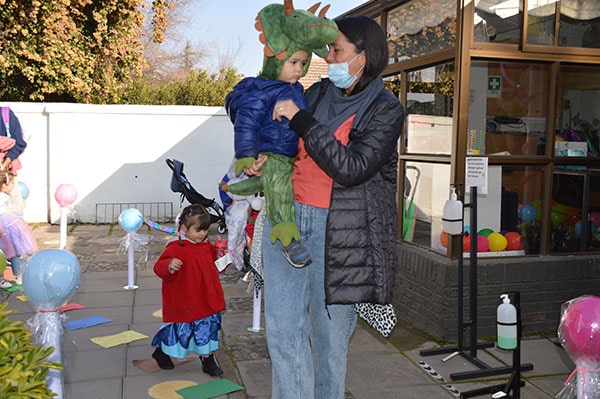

225,1,337,247
256,1,336,79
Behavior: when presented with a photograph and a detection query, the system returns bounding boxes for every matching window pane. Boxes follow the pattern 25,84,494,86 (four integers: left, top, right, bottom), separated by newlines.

475,0,522,43
402,162,451,253
527,0,556,45
550,170,600,253
527,1,600,48
405,162,545,256
405,63,455,154
501,165,544,255
558,3,600,48
555,65,600,158
387,0,456,61
457,165,543,256
469,61,548,156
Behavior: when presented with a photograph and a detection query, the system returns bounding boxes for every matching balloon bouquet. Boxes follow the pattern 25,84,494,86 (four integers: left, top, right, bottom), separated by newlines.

117,208,150,290
556,295,600,399
23,249,81,399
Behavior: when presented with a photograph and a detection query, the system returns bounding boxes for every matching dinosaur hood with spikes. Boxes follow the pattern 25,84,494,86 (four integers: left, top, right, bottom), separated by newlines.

255,1,338,80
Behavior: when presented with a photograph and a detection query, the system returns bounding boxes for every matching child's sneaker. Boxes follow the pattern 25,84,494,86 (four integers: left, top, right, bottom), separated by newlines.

0,278,13,289
281,239,312,268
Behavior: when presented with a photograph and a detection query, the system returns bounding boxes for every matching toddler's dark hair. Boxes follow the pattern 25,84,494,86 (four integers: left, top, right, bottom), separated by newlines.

177,204,211,244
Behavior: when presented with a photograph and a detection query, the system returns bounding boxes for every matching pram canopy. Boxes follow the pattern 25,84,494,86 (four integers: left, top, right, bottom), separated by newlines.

166,158,227,233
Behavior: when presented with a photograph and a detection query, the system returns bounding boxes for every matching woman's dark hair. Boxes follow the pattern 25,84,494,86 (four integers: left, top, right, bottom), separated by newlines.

335,15,389,94
177,204,211,245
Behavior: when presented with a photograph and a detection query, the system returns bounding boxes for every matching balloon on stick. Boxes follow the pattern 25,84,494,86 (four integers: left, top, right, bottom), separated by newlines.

556,295,600,399
54,184,78,249
22,249,81,399
118,208,146,290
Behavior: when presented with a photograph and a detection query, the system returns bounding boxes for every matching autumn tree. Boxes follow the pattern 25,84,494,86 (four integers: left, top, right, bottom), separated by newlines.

0,0,149,103
140,0,211,84
0,0,241,105
129,0,242,106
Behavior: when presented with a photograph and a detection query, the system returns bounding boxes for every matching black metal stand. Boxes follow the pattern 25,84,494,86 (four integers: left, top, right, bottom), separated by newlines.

420,187,533,391
460,292,525,399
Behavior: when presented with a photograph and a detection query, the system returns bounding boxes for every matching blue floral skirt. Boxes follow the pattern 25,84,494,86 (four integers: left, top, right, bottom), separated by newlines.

151,312,221,359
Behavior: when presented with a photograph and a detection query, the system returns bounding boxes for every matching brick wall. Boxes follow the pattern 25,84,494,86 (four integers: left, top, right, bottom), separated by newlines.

394,242,600,341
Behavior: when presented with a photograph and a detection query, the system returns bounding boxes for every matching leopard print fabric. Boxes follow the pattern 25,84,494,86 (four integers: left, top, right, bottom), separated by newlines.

354,303,397,337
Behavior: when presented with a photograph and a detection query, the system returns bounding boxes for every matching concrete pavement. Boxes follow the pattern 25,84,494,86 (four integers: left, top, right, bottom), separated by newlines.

1,224,576,398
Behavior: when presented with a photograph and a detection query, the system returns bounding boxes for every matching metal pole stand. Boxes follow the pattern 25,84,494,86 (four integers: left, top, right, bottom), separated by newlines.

247,287,264,333
459,292,527,399
420,187,533,393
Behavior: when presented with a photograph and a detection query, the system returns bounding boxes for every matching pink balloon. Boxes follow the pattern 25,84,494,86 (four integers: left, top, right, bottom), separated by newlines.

558,295,600,368
476,235,489,252
54,184,78,207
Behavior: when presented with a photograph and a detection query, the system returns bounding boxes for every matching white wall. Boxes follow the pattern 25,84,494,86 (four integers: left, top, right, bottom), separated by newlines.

2,102,234,224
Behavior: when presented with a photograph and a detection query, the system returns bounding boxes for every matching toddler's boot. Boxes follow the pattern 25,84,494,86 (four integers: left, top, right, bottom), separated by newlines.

152,347,174,370
201,353,223,376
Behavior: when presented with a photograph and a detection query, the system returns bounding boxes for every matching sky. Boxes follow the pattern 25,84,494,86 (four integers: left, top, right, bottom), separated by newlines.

185,0,367,76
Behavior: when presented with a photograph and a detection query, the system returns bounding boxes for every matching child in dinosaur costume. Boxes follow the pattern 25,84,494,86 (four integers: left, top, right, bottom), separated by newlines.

224,1,337,268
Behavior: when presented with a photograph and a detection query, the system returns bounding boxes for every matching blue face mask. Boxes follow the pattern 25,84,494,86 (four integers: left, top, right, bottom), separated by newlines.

327,54,364,89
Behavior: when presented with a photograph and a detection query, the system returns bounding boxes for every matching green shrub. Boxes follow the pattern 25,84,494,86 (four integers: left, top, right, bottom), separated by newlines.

0,302,62,398
120,67,242,106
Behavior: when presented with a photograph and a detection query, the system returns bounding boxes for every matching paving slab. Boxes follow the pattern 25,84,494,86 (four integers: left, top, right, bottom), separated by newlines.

0,224,576,398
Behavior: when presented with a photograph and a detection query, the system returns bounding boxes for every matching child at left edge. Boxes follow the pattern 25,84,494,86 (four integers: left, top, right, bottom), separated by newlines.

150,204,226,376
0,171,37,288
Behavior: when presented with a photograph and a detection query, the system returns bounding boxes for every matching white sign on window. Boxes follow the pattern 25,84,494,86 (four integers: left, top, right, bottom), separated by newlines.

465,157,488,195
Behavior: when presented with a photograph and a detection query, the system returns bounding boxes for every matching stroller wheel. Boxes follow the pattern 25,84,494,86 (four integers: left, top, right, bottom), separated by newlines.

217,224,227,234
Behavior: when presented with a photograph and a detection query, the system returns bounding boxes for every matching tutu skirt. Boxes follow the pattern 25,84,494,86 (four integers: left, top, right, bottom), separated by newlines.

151,312,221,359
0,211,37,259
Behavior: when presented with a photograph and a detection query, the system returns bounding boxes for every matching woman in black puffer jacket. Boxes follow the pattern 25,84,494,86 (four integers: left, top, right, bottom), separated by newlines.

243,15,405,399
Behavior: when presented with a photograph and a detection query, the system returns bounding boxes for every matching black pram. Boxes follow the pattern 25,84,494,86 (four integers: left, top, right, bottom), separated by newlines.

166,158,227,234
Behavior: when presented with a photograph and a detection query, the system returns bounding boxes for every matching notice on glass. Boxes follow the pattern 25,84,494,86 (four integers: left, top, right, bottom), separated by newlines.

465,157,488,195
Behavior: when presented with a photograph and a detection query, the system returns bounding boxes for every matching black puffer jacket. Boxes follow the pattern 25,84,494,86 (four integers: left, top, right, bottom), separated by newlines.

290,79,405,305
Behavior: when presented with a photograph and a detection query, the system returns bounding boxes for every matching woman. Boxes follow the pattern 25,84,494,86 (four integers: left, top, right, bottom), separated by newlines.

247,15,405,398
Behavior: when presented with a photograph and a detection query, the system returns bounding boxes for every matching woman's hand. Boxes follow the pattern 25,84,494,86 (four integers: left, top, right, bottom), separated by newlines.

273,100,300,122
243,154,268,176
168,258,183,274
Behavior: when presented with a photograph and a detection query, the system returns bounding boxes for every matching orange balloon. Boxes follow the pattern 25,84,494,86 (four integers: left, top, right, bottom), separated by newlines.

463,233,471,252
440,231,449,248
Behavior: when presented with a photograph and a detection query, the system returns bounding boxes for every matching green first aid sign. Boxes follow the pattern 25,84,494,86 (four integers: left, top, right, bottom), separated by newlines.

488,76,501,98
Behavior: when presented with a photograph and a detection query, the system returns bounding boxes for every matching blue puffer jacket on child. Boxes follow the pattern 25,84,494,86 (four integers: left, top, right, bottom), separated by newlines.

225,77,308,159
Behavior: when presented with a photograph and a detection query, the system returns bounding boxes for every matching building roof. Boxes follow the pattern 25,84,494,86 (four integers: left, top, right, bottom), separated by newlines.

299,56,328,88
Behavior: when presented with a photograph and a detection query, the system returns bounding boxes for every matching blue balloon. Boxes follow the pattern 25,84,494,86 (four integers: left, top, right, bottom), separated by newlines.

18,181,29,199
119,208,143,233
573,220,597,238
22,249,81,311
519,204,537,224
464,225,471,234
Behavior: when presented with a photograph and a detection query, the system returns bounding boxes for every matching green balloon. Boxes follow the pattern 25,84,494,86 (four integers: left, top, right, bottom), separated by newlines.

478,228,494,237
0,249,5,271
551,211,566,227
